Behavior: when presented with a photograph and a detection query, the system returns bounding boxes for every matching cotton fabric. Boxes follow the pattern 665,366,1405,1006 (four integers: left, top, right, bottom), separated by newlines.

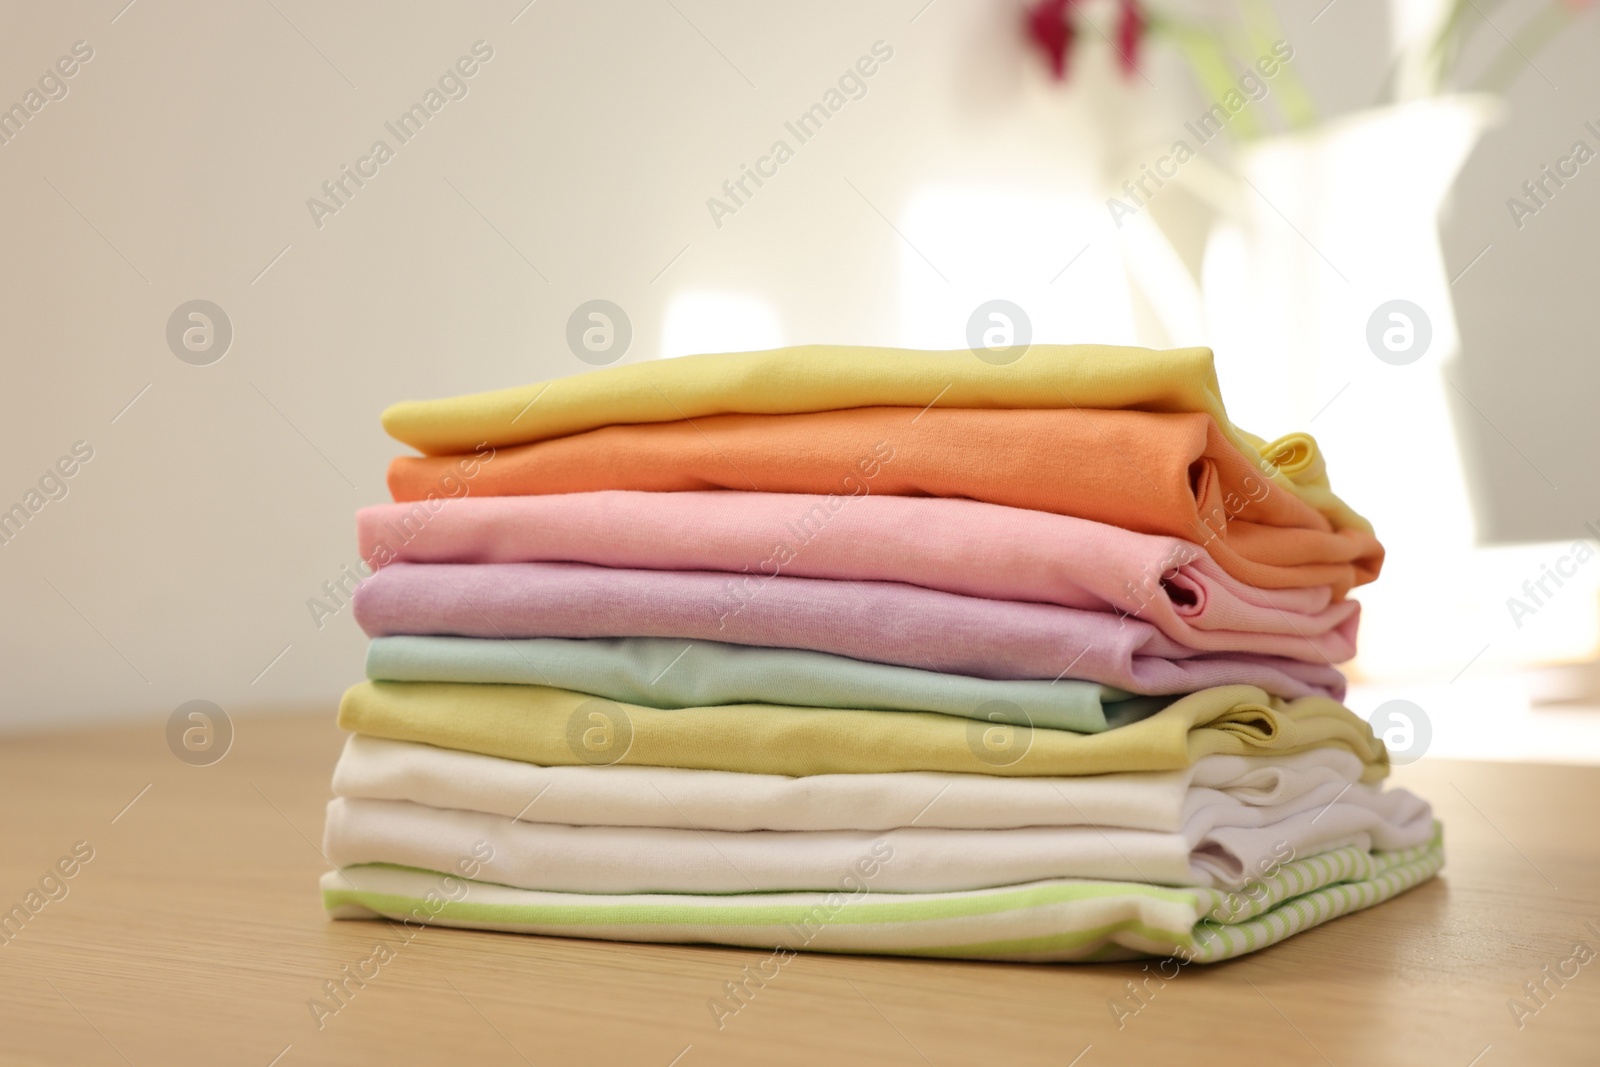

322,787,1433,892
322,827,1446,963
330,342,1437,965
388,408,1382,594
358,493,1359,635
332,734,1373,832
336,682,1391,781
376,343,1369,543
366,636,1160,732
352,562,1350,697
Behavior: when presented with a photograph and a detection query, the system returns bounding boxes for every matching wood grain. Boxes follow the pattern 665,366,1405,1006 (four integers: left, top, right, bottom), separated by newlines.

2,710,1598,1066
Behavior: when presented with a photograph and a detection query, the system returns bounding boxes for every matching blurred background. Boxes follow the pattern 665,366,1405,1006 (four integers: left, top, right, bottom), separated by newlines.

2,0,1597,761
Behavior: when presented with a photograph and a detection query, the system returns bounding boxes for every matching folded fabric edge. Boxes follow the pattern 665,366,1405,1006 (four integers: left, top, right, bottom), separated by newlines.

319,824,1442,964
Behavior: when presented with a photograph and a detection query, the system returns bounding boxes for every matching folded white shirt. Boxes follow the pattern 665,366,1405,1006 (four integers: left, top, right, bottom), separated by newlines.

322,783,1434,892
331,734,1374,833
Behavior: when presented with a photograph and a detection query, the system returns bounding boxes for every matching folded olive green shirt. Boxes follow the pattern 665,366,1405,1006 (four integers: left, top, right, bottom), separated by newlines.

379,345,1369,536
338,682,1389,783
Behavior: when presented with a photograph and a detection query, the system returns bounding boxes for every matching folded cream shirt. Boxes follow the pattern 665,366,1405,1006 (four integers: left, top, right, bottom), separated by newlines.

331,734,1371,832
321,786,1433,892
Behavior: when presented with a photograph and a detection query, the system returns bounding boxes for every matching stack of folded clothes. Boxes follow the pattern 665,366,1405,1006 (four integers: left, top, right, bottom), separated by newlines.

321,344,1443,963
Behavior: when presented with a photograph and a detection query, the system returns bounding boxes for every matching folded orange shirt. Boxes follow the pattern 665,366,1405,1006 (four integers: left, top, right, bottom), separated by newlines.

388,408,1383,594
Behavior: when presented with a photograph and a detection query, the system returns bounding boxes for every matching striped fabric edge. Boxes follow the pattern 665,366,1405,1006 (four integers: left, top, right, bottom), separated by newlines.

1187,840,1445,962
958,825,1445,963
319,824,1442,963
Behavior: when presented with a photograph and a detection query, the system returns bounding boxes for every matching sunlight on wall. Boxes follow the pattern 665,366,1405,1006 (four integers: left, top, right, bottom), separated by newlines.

660,292,783,359
897,187,1138,350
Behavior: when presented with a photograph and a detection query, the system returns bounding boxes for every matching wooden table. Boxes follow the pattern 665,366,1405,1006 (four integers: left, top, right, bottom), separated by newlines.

3,712,1598,1067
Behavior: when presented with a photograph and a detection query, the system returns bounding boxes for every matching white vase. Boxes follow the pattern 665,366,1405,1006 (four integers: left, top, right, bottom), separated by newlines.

1192,96,1596,681
1201,95,1600,684
1203,95,1498,540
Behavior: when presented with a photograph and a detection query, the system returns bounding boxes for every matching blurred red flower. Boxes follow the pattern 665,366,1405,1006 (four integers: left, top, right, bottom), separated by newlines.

1116,0,1146,77
1025,0,1078,81
1026,0,1147,81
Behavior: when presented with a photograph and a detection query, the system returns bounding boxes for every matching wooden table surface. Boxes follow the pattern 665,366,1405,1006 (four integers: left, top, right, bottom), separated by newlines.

3,711,1598,1067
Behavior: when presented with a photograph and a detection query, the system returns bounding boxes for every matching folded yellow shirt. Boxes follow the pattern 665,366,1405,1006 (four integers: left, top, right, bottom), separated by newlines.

338,682,1390,783
379,344,1368,536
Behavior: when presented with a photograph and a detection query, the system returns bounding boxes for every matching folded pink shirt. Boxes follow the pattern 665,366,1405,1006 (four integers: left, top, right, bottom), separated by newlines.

351,562,1347,699
356,492,1357,664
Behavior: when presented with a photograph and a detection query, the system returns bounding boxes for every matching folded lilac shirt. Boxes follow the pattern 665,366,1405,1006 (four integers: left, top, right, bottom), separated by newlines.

352,562,1347,699
357,492,1358,664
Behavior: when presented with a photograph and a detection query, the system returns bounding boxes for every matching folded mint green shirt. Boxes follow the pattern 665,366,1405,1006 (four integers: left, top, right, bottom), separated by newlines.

365,636,1168,733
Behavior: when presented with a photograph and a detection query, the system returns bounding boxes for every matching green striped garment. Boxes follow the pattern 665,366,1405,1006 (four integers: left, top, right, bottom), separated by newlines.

322,824,1443,963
